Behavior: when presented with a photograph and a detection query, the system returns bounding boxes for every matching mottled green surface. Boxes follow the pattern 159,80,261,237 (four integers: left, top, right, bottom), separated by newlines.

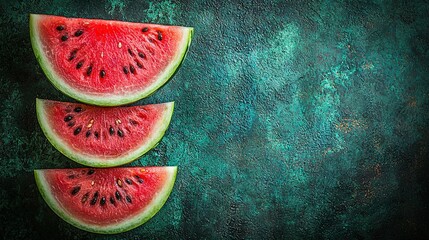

1,0,429,239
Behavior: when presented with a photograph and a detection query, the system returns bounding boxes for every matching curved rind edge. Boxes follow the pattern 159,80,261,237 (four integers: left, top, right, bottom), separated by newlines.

34,167,178,234
30,14,193,106
36,98,175,167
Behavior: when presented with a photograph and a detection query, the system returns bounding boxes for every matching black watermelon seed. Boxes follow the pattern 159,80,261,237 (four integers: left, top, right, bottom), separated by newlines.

117,129,124,137
142,27,148,32
90,192,99,205
100,197,106,206
125,178,132,185
86,65,93,76
71,186,81,195
138,52,146,59
94,131,99,139
67,121,75,127
110,196,115,204
74,29,83,37
100,70,106,78
85,131,91,138
126,196,132,203
134,176,144,183
129,64,136,74
136,60,143,69
56,25,64,31
64,115,73,122
61,35,68,41
74,107,82,112
81,192,89,203
68,49,77,61
109,126,114,135
76,61,84,69
115,190,121,200
123,66,129,74
128,48,134,56
74,126,82,135
87,169,95,175
157,31,162,41
68,174,75,179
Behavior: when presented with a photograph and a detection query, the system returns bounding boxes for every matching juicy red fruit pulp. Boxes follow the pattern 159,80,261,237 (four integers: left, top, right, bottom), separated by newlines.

37,15,185,95
43,167,170,225
44,100,167,157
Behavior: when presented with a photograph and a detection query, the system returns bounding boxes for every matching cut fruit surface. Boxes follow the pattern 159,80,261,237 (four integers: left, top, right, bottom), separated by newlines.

34,167,177,234
36,99,174,167
30,14,193,106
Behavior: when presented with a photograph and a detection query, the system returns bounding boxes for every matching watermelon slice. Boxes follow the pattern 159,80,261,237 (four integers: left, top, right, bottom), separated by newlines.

34,167,177,234
30,14,193,106
36,99,174,167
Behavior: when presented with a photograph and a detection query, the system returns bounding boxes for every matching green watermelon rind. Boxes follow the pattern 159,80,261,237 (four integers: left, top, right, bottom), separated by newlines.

36,98,174,168
34,166,178,234
30,14,193,106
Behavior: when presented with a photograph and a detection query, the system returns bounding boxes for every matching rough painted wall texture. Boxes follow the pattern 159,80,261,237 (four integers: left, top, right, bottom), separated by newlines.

0,0,428,239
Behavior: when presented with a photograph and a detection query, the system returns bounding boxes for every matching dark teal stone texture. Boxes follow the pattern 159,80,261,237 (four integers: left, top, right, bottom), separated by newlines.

0,0,428,239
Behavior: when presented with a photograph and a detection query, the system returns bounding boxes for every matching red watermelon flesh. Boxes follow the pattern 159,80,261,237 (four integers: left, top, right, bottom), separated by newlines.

30,14,193,106
34,167,177,234
36,99,174,167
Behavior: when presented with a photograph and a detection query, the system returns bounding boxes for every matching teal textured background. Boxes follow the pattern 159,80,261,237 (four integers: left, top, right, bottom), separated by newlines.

1,0,429,239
